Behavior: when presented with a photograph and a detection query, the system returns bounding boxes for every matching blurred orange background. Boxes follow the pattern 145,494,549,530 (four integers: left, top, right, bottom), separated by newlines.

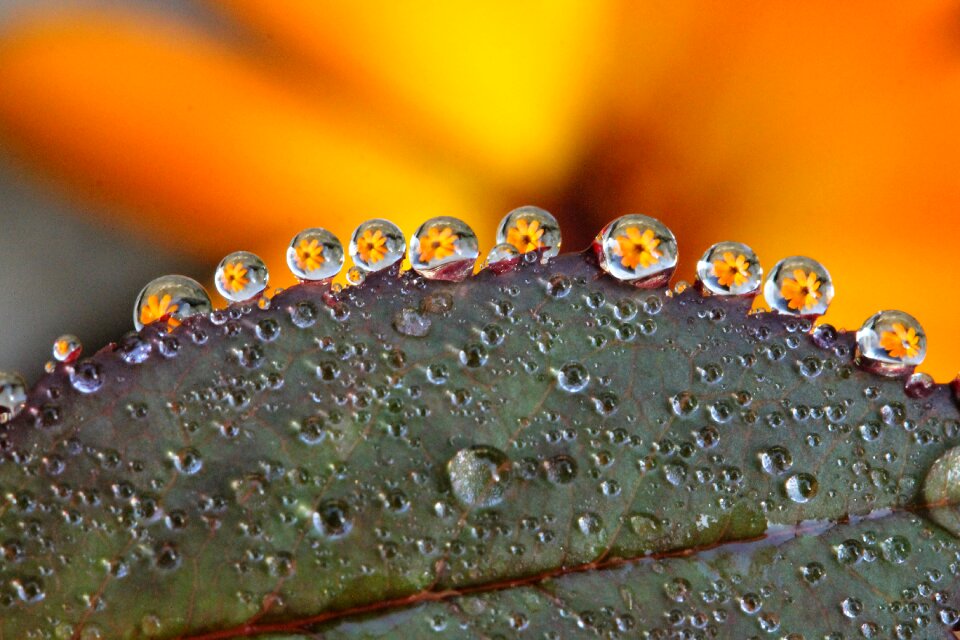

0,1,958,380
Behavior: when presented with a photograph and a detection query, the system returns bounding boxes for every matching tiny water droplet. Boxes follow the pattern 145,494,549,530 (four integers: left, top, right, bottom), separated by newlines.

482,243,521,274
695,241,762,296
495,206,561,258
593,214,678,286
904,372,935,398
763,256,834,317
69,360,104,394
0,371,27,423
313,499,353,538
840,597,862,618
577,512,603,535
447,446,511,507
393,308,431,337
52,334,82,363
556,362,589,393
855,310,926,376
134,275,212,331
543,455,578,484
758,446,793,475
171,448,203,475
349,219,405,271
409,216,479,281
784,472,819,503
215,251,269,302
286,227,344,282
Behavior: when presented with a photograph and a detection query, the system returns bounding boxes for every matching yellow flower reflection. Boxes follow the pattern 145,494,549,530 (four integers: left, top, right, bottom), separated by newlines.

613,227,661,270
139,293,180,329
220,261,250,293
418,226,458,263
295,238,325,273
712,252,751,288
357,228,388,264
506,219,544,254
780,269,821,311
879,323,920,359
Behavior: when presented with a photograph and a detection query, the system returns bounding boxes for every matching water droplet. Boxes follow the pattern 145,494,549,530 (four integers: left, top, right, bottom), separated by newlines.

393,308,431,337
495,206,561,259
52,334,82,363
593,214,678,286
763,256,834,317
69,360,104,394
0,371,27,423
447,446,511,508
669,391,699,417
784,472,819,503
577,512,603,535
758,446,793,475
800,562,826,584
349,219,405,271
409,216,479,281
923,446,960,537
215,251,269,302
556,362,589,393
312,499,353,538
855,310,926,376
695,241,762,296
841,597,862,618
543,455,578,484
903,372,935,398
134,275,212,331
880,535,911,563
483,243,521,274
286,227,344,282
171,448,203,475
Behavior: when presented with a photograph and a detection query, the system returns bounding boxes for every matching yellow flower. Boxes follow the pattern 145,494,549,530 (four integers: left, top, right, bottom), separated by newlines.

139,293,180,328
295,238,325,273
712,252,751,288
357,228,388,264
220,261,250,293
506,218,545,253
780,269,821,311
613,227,661,270
879,322,920,359
418,226,458,263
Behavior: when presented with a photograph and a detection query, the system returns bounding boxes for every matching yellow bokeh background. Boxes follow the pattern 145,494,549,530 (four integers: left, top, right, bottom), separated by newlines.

0,2,958,379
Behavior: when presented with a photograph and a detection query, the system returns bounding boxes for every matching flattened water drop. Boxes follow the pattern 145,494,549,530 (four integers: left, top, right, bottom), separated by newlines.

447,446,511,508
495,206,561,259
763,256,834,317
409,216,479,281
784,472,819,503
0,371,27,423
483,243,521,274
695,241,762,296
215,251,269,302
593,214,678,287
856,310,926,377
349,219,405,271
286,227,344,282
556,362,589,393
134,275,212,331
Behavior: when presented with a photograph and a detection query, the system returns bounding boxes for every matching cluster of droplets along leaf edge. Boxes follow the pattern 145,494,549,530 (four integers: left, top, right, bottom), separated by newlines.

0,205,948,426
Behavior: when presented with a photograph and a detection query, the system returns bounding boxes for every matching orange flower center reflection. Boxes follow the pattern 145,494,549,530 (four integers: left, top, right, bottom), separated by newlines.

780,269,821,311
139,293,180,329
357,229,388,264
712,252,751,288
295,238,325,272
613,227,661,270
879,322,921,359
506,219,545,253
418,226,458,263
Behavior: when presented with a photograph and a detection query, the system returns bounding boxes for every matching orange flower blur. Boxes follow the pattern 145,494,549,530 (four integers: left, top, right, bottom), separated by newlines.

780,269,822,312
418,226,458,263
0,2,958,379
613,227,661,270
880,323,921,360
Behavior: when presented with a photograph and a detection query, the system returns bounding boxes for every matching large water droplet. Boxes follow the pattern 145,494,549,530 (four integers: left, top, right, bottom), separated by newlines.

556,362,590,393
69,360,104,394
923,446,960,537
855,309,926,376
52,334,82,363
349,219,405,271
0,371,27,424
286,227,344,282
784,472,819,503
758,446,793,475
482,243,521,274
409,216,479,281
593,214,678,287
215,251,269,302
695,241,762,296
313,499,353,538
763,256,834,317
495,206,561,258
393,308,431,337
447,446,511,508
134,275,212,331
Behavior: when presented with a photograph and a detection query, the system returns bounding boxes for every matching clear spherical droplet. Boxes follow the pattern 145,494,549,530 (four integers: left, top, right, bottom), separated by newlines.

447,446,511,507
923,446,960,537
0,371,27,424
134,275,212,331
695,241,762,296
855,310,926,376
763,256,834,317
784,472,819,503
286,228,344,282
52,334,82,363
593,214,678,286
215,251,269,302
349,219,405,271
409,216,479,281
495,206,561,259
482,242,522,274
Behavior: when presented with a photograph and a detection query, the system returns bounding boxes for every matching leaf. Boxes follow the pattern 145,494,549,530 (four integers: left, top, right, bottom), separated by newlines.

2,252,959,638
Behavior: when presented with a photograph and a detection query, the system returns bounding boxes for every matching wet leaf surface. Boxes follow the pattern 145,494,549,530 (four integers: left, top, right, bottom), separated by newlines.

2,252,960,638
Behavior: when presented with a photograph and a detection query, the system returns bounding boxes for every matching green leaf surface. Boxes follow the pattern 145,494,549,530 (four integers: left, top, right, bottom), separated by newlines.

3,252,960,639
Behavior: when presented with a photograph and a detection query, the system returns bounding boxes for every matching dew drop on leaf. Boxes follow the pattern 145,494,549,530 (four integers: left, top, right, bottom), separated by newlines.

409,216,479,282
763,256,834,317
0,371,27,423
133,275,212,331
855,309,926,376
286,227,344,283
51,334,81,363
593,214,678,287
784,472,819,503
556,362,589,393
695,241,762,296
349,219,406,272
495,206,561,259
214,251,269,303
447,446,511,508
